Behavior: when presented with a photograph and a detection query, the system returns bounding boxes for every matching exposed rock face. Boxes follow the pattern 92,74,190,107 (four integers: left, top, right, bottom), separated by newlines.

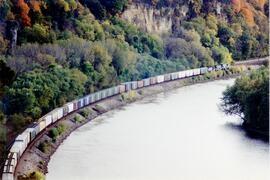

121,3,189,35
121,1,226,35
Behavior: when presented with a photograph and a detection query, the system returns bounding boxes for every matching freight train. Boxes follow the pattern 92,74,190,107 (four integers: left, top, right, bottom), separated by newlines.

2,64,230,180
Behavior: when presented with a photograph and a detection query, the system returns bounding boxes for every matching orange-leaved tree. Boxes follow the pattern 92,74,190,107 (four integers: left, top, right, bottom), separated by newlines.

17,0,31,26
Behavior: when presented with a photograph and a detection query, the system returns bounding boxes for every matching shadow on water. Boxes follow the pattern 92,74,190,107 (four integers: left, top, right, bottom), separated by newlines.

224,122,269,143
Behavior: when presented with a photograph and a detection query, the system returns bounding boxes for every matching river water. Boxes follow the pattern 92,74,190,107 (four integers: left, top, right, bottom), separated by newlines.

47,79,269,180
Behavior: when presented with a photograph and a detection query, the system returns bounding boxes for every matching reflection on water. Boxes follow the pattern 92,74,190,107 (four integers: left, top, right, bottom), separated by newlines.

47,79,269,180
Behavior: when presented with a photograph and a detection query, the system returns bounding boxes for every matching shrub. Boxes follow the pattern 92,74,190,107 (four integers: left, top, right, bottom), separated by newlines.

48,128,59,140
38,140,51,153
56,123,66,134
80,108,92,118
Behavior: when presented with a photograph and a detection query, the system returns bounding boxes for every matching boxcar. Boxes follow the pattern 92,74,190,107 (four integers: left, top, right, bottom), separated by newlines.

10,142,23,159
123,82,132,91
113,86,120,95
150,77,157,85
100,90,106,99
73,100,78,111
137,80,144,88
57,107,64,120
208,67,214,72
15,134,28,153
143,78,150,87
43,114,52,126
63,105,69,116
83,95,89,106
78,98,84,108
171,72,178,80
51,110,58,123
66,102,74,114
119,85,126,93
25,128,36,142
200,67,208,74
131,81,138,90
94,92,101,101
156,75,164,83
193,68,201,75
88,94,94,104
184,70,192,77
178,71,186,79
38,119,46,132
215,65,222,71
164,74,171,81
2,172,13,180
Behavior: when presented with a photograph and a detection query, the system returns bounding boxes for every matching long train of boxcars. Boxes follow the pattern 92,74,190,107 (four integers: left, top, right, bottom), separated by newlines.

2,64,230,180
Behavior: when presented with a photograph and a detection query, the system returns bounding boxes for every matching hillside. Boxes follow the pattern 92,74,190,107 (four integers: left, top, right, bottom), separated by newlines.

0,0,269,166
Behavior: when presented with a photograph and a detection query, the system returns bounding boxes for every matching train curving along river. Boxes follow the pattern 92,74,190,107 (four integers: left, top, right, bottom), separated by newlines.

47,79,269,180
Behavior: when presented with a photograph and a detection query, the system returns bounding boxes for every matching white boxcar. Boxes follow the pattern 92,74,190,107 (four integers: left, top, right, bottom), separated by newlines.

84,95,90,106
171,72,178,80
2,172,13,180
15,134,28,154
44,114,52,126
178,71,185,78
77,98,84,108
200,67,208,74
57,107,64,120
10,142,23,159
25,128,36,141
156,75,164,83
88,94,94,104
114,86,119,95
38,120,46,132
100,90,106,99
143,78,150,87
67,102,74,113
94,92,101,101
131,81,138,90
193,68,200,75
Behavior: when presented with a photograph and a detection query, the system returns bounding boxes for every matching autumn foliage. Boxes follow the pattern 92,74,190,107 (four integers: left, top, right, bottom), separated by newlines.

17,0,31,26
231,0,255,26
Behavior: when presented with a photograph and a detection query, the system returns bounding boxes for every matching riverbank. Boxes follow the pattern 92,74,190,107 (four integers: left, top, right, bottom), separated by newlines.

14,67,250,179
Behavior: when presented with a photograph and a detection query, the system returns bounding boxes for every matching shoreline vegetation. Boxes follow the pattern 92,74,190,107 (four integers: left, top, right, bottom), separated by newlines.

221,65,269,142
15,66,250,179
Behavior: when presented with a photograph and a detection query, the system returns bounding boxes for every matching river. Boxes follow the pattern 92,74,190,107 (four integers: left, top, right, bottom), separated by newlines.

47,79,269,180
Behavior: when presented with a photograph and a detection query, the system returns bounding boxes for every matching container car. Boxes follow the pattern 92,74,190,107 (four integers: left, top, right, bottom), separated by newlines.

156,75,164,83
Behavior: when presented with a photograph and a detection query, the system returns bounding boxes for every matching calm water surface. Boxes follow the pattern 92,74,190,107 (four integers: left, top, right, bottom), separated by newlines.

47,79,269,180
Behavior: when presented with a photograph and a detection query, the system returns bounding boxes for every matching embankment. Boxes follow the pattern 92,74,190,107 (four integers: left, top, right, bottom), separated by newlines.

14,67,252,179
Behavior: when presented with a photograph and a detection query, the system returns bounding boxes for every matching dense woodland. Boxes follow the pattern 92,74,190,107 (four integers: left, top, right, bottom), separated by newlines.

0,0,269,164
222,66,269,139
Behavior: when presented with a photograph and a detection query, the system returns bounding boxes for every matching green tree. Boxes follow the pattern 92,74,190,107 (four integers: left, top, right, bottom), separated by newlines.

221,67,269,137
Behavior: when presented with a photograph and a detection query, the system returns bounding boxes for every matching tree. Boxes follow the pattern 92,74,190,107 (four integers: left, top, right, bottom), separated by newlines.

17,0,31,26
221,66,269,137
